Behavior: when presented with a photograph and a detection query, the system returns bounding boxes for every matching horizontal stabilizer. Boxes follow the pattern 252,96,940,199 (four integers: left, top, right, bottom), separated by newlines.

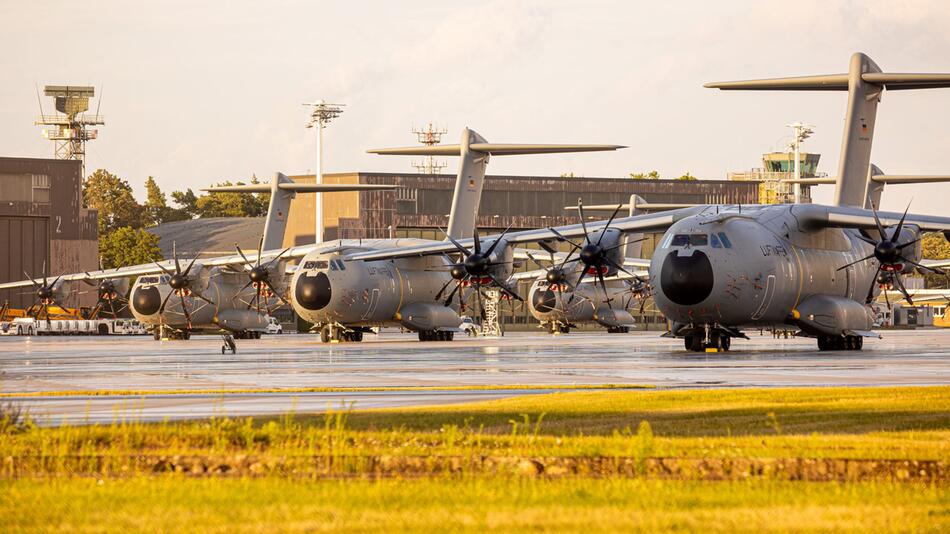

860,73,950,90
368,143,625,156
783,175,950,185
566,202,698,211
706,73,950,91
201,183,399,193
704,74,849,91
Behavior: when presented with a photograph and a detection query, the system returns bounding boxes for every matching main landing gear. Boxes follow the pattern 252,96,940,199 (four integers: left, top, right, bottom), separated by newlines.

817,334,863,351
153,325,190,340
319,325,364,343
419,330,454,342
607,326,631,334
684,332,731,352
548,323,570,335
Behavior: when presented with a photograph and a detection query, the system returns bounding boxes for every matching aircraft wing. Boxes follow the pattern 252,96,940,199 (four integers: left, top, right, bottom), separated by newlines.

921,259,950,270
797,204,950,233
344,208,700,262
0,243,322,291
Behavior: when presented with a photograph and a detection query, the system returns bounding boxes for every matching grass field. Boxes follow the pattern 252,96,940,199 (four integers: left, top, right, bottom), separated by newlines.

2,386,949,532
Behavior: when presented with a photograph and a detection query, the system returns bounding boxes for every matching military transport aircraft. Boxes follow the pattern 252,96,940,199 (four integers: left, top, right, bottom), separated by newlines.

518,195,692,334
288,130,625,341
341,53,950,351
0,173,400,339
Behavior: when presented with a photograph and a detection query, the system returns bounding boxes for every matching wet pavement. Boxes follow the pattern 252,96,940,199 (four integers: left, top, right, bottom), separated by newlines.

1,329,948,424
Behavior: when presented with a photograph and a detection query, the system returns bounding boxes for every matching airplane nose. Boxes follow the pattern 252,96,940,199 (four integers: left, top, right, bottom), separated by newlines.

531,288,557,314
296,272,332,310
660,250,714,306
132,286,162,315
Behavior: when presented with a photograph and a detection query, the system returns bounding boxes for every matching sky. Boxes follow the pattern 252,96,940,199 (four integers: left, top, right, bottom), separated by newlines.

2,1,950,215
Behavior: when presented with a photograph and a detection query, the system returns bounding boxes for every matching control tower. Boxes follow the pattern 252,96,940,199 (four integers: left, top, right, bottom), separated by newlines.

35,85,104,175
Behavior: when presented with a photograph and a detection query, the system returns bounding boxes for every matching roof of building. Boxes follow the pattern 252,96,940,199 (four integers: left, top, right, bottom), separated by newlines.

147,217,265,259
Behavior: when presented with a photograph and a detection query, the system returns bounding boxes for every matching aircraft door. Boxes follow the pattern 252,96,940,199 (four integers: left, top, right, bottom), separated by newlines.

362,288,381,321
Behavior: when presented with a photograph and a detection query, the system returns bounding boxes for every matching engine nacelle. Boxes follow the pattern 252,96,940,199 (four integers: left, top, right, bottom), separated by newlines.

593,306,636,328
397,302,461,331
793,294,875,336
217,308,269,333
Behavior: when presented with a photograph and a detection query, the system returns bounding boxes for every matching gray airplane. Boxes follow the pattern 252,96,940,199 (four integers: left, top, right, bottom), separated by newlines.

0,173,399,339
517,195,662,334
288,129,625,341
341,53,950,352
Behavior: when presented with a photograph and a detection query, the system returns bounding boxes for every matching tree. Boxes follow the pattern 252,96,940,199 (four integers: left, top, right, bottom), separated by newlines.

677,172,697,181
143,176,168,227
629,170,660,180
99,227,163,269
83,169,144,234
191,177,270,218
922,233,950,289
170,189,199,219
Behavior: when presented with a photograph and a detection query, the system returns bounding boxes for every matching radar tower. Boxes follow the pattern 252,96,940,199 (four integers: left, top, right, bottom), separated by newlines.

35,85,104,175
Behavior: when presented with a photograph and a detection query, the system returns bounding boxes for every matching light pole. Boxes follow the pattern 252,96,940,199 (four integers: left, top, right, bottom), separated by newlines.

304,100,345,243
786,122,814,204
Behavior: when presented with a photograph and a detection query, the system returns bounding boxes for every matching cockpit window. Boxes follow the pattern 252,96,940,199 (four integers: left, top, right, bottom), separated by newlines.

671,234,708,247
710,234,722,248
718,232,732,249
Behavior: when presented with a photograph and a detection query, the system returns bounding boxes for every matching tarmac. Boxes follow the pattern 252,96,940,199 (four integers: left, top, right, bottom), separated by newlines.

1,329,949,424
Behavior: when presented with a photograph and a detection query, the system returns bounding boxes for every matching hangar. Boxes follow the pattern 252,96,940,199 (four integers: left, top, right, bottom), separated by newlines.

0,157,98,309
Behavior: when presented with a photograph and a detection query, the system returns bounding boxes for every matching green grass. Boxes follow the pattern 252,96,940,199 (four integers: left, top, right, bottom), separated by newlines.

2,478,947,533
2,387,949,531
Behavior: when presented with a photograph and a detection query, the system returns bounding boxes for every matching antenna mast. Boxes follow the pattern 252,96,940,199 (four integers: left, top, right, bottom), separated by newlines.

410,122,447,174
304,100,345,243
35,85,104,176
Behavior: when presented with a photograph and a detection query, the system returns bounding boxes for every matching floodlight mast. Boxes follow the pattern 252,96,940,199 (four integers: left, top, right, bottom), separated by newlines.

786,122,814,203
304,100,345,243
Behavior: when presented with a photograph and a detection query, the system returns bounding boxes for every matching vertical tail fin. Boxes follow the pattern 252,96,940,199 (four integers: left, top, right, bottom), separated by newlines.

705,52,950,208
202,173,399,250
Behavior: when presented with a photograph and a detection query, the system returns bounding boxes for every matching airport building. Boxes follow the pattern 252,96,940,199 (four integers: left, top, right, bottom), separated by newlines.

0,157,99,309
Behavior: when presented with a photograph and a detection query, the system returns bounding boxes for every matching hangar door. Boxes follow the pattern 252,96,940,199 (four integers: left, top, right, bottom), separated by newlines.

0,216,49,309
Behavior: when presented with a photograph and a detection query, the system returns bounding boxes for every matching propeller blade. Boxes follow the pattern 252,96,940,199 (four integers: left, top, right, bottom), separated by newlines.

548,228,583,250
836,253,876,272
154,262,174,277
488,273,523,302
892,273,914,305
475,281,484,320
596,204,624,246
183,250,204,277
256,236,264,268
473,229,482,255
263,280,288,306
23,271,40,289
525,252,547,270
263,247,293,270
440,228,472,256
179,293,192,328
899,255,941,274
435,277,454,301
235,243,252,267
173,252,181,275
856,234,878,246
483,225,512,258
159,290,174,314
577,200,590,238
191,290,215,306
884,284,891,310
596,270,611,303
604,256,636,278
567,269,588,305
868,196,886,239
865,264,883,304
443,282,460,308
892,202,911,242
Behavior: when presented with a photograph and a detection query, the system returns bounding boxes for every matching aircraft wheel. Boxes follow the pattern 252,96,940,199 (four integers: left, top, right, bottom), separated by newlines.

817,336,829,351
852,336,863,350
16,326,22,336
153,329,160,340
418,330,429,342
183,331,191,340
686,335,704,352
559,325,570,334
320,326,331,343
353,331,363,342
721,336,731,351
